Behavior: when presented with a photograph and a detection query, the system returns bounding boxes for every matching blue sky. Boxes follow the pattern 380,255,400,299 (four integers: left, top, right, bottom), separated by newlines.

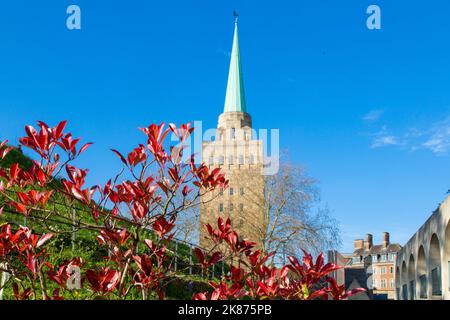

1,1,450,252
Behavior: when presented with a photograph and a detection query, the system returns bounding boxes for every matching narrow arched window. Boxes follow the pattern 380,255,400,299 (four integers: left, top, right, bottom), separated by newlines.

231,128,236,140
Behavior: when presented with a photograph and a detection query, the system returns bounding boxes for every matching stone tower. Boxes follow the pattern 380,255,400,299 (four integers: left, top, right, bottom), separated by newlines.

200,18,265,250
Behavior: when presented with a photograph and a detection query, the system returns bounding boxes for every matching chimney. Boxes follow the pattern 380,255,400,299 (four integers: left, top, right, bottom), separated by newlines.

354,239,364,251
364,234,373,251
383,232,390,247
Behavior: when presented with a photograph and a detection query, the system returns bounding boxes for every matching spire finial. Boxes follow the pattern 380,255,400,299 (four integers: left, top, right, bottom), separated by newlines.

233,10,239,24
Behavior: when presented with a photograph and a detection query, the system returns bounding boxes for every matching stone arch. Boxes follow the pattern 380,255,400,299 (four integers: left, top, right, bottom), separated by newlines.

445,222,450,295
401,260,408,300
395,266,401,299
408,254,416,299
429,234,442,297
396,266,401,286
417,246,427,298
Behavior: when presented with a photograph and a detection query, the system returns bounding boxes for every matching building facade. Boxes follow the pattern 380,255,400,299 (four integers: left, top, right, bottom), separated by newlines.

329,232,401,300
199,19,266,250
395,195,450,300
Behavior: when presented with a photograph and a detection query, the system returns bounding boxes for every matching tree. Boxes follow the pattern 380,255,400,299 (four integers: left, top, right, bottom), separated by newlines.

241,154,341,263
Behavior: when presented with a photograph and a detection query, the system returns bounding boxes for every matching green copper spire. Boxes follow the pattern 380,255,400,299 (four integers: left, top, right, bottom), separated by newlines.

224,17,246,113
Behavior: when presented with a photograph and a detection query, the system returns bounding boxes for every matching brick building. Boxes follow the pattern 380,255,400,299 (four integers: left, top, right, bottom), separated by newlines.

329,232,401,300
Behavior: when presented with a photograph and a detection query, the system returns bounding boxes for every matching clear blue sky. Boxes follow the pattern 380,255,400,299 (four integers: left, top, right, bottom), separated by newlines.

1,1,449,252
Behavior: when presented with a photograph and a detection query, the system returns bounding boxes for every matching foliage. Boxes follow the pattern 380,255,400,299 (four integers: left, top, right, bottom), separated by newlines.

0,120,364,300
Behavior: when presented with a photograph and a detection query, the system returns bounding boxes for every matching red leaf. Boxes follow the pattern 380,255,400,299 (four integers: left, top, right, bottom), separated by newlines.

78,142,93,156
208,252,222,265
0,139,7,149
10,163,20,180
54,120,67,139
111,149,127,165
194,248,205,264
37,233,53,248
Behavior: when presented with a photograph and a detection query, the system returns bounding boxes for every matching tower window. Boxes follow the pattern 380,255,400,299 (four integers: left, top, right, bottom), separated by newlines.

219,203,223,212
231,128,236,140
239,155,244,165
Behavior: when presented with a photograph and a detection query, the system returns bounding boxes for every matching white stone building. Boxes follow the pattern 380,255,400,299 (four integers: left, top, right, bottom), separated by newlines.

395,195,450,300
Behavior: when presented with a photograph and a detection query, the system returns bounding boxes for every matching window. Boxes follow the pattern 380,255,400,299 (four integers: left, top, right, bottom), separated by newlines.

239,155,244,165
431,267,442,296
229,188,234,196
219,188,223,196
419,274,427,299
219,203,223,212
229,203,234,212
372,255,378,263
390,278,395,288
390,266,394,274
239,204,243,212
373,267,377,274
380,254,387,262
249,155,255,164
240,187,244,195
218,156,224,165
230,128,236,140
228,155,234,165
381,267,386,274
381,279,387,288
